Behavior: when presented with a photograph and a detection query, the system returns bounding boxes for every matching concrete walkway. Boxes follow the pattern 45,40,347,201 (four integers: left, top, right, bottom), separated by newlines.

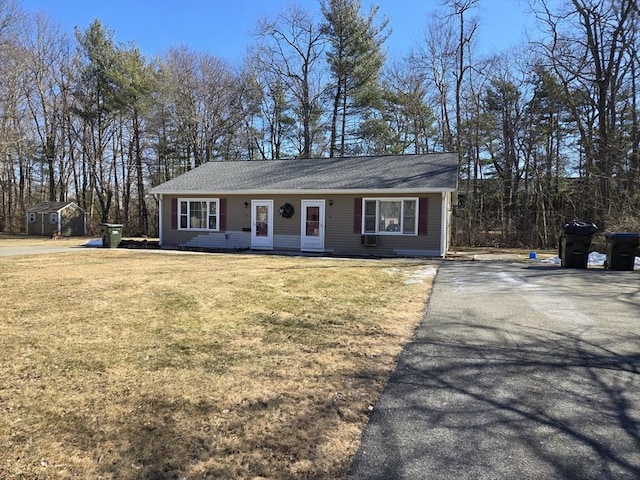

349,261,640,480
0,245,78,256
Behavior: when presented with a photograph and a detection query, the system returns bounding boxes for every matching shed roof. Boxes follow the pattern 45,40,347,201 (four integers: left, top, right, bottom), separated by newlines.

28,201,82,213
149,154,459,195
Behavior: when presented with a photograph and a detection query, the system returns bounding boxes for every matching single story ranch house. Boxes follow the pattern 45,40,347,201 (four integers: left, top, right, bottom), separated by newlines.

149,153,459,257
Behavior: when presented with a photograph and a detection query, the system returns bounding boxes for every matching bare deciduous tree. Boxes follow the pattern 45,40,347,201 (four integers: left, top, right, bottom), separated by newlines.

536,0,639,227
251,5,325,159
20,14,72,203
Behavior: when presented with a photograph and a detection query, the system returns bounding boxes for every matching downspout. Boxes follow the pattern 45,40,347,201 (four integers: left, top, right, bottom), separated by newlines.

440,192,447,257
154,194,163,246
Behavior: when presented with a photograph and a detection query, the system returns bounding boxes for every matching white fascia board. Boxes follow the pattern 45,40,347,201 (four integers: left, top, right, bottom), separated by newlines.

440,192,447,257
152,188,456,196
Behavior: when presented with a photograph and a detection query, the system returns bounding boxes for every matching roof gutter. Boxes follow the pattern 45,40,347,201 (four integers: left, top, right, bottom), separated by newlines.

148,188,458,196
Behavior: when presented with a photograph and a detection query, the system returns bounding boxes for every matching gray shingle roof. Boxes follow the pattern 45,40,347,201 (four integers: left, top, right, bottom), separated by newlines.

150,154,459,194
27,201,81,213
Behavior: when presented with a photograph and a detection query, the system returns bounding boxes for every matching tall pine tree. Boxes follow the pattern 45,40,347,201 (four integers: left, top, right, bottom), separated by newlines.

321,0,388,157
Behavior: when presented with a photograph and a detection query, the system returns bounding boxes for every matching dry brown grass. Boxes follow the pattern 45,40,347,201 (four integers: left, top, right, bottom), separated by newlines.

0,246,435,479
448,246,557,256
0,233,89,247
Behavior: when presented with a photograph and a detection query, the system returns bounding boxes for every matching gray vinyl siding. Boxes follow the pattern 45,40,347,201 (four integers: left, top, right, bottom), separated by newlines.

60,206,85,236
26,214,39,235
161,195,304,249
26,212,57,236
160,193,443,256
324,194,442,256
43,215,56,236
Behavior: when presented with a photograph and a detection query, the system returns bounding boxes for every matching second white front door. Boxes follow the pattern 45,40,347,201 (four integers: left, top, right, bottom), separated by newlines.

301,200,325,252
251,200,273,250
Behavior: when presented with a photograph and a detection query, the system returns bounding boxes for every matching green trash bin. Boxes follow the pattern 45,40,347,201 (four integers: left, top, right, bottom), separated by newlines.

100,223,123,248
559,221,597,269
604,232,639,271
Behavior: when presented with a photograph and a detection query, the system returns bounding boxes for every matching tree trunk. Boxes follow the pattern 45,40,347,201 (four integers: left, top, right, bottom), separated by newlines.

329,79,342,158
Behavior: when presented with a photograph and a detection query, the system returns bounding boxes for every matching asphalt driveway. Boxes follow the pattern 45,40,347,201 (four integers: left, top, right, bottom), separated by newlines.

349,261,640,480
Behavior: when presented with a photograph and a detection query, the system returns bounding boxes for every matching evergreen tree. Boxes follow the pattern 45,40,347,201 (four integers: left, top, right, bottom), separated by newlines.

321,0,388,157
72,20,126,222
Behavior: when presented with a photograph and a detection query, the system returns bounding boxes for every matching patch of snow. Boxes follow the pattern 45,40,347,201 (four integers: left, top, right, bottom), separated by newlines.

404,266,438,284
588,252,607,266
384,266,437,284
540,256,561,265
540,251,640,267
84,238,103,247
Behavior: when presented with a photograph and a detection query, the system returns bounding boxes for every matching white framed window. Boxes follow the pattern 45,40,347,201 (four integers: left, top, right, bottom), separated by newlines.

178,198,219,231
28,212,37,223
362,198,418,235
49,212,58,224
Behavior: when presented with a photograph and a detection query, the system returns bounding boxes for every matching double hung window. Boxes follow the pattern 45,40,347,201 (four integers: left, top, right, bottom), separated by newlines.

362,198,418,235
178,199,219,230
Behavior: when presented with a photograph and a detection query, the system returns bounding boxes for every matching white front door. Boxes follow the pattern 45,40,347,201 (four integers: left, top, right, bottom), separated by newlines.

300,200,325,252
251,200,273,250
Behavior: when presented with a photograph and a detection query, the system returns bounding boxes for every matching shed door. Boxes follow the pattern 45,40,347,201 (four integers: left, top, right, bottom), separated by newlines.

251,200,273,250
300,200,325,252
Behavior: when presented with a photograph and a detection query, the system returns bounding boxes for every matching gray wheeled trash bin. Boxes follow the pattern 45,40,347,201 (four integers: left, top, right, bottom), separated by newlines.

559,221,598,269
100,223,123,248
604,232,639,271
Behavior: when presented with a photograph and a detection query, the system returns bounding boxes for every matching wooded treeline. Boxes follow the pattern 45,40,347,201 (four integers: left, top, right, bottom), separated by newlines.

1,0,638,247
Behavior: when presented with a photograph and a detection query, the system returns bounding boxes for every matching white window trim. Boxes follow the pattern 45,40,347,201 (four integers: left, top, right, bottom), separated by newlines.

28,212,37,223
178,198,220,231
362,197,419,236
49,212,58,224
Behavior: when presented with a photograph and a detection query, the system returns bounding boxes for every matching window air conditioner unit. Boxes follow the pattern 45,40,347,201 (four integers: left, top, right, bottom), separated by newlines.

361,235,377,246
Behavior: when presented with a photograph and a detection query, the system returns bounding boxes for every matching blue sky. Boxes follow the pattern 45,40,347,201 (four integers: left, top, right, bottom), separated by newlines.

19,0,548,63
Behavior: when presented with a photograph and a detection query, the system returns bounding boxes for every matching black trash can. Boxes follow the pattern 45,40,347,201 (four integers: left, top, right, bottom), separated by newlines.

100,223,123,248
559,221,598,269
604,232,639,271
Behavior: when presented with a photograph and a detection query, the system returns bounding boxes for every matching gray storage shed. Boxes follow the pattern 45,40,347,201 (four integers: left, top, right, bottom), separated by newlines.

26,201,87,237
